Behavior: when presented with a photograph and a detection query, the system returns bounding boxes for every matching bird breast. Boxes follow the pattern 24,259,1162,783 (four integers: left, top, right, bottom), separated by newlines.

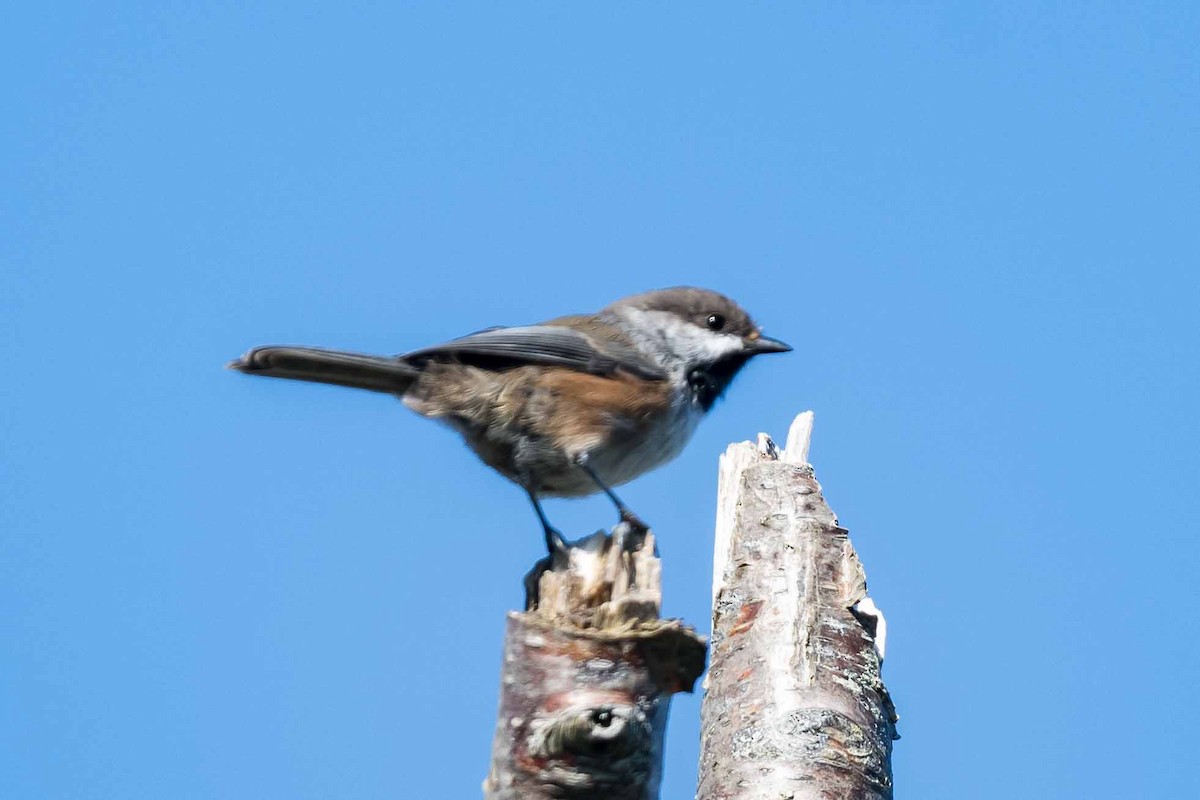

580,382,701,492
402,363,702,497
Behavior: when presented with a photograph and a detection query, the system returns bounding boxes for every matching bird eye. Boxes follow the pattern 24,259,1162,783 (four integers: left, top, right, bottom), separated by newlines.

706,313,726,331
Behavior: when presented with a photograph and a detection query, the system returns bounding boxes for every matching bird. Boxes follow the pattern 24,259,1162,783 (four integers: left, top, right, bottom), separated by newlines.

229,287,790,555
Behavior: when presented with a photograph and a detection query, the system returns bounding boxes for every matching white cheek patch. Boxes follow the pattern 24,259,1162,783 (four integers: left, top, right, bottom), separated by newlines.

689,328,744,361
616,308,745,369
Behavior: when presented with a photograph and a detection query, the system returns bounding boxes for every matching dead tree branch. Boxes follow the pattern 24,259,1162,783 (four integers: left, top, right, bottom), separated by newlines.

697,411,897,800
484,526,707,799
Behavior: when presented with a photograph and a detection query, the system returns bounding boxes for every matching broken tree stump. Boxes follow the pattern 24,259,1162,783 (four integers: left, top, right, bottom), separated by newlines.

697,411,897,800
484,526,707,800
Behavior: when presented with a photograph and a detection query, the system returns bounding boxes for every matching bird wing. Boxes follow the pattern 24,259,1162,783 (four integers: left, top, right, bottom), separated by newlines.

400,325,667,380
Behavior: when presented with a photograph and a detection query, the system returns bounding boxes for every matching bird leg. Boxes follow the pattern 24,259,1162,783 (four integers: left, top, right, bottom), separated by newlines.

523,467,652,610
523,489,571,610
575,455,649,533
526,489,568,558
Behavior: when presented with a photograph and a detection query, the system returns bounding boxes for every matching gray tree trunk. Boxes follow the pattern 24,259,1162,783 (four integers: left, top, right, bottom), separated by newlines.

484,526,707,799
697,412,898,800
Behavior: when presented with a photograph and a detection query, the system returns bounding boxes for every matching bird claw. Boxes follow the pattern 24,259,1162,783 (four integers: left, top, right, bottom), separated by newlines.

523,557,550,611
618,508,649,534
546,528,571,567
523,518,652,610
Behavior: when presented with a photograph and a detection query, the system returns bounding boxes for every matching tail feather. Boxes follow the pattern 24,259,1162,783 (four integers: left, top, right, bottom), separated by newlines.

229,346,419,394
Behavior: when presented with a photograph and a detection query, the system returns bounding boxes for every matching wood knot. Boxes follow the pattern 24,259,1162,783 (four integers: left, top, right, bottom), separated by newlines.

526,699,655,795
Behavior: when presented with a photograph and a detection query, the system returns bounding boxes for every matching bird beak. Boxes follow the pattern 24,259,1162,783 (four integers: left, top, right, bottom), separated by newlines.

745,334,792,355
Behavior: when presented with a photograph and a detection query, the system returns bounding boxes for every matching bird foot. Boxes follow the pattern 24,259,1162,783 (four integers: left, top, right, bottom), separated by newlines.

618,508,649,534
523,519,653,611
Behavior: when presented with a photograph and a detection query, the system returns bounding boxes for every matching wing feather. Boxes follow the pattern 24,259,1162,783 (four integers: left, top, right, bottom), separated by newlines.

400,325,666,380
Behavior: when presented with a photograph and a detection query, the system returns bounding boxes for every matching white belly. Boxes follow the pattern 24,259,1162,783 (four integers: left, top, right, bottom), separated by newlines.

586,388,703,490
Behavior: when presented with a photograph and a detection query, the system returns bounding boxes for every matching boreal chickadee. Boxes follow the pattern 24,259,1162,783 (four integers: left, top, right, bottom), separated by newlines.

230,287,790,552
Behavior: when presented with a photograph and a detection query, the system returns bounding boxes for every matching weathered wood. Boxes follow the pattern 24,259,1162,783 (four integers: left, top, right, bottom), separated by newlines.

485,525,707,800
698,412,897,800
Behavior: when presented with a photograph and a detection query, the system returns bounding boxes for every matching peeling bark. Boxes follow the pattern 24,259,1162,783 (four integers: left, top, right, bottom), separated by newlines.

484,526,707,799
698,412,897,800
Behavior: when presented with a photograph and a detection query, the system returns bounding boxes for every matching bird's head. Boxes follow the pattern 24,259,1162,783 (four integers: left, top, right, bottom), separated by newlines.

606,287,791,408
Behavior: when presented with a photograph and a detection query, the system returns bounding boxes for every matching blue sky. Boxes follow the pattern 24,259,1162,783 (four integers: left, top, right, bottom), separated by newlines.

3,3,1198,798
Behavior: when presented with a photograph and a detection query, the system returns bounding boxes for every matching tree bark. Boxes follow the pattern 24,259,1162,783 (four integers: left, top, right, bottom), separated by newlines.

484,526,707,800
697,412,897,800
